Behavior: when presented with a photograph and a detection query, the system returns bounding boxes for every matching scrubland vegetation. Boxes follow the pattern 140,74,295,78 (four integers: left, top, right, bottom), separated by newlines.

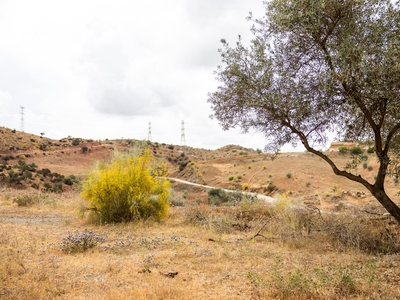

1,186,400,299
1,128,400,299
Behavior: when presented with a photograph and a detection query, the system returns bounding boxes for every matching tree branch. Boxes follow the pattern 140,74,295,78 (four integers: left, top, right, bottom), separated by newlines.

283,120,374,192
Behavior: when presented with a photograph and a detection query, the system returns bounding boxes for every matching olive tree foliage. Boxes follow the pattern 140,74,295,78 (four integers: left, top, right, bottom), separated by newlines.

208,0,400,221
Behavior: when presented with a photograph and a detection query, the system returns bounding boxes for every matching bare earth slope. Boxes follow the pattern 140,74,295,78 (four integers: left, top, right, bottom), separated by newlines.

1,127,399,213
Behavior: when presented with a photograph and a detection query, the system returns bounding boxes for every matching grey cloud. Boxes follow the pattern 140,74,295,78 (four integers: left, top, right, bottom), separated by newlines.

88,81,177,117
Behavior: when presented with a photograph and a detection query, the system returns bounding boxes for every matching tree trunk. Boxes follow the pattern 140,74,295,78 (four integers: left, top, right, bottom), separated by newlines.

371,187,400,223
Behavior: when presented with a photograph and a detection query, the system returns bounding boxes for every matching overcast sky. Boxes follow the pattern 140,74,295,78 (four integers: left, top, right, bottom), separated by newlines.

0,0,303,151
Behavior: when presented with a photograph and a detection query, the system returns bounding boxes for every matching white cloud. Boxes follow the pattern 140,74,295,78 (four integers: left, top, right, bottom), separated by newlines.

0,0,290,151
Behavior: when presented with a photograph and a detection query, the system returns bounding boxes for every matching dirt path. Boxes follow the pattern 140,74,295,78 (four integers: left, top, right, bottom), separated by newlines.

166,177,275,203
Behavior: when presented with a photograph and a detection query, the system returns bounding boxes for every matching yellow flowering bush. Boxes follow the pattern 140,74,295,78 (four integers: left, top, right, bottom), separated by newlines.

81,148,170,224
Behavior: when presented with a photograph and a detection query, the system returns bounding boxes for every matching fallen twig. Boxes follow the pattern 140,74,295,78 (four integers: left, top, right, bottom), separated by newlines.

249,217,273,241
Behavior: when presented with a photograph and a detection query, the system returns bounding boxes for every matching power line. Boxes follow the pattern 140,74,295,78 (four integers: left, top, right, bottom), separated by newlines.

148,121,152,142
20,106,25,132
181,120,186,147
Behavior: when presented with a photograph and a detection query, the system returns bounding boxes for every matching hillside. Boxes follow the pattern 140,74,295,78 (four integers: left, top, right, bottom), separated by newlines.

2,127,400,299
0,126,399,214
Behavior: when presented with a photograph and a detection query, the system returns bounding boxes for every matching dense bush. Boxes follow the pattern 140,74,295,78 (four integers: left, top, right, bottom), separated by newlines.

81,146,89,153
63,174,81,186
7,170,21,184
39,168,51,177
50,172,65,183
338,146,348,154
265,183,277,194
350,146,363,155
179,160,190,171
81,148,170,224
207,188,254,206
14,160,37,172
208,188,228,204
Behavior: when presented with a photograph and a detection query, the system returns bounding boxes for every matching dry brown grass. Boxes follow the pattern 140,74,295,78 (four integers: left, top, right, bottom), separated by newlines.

1,188,400,299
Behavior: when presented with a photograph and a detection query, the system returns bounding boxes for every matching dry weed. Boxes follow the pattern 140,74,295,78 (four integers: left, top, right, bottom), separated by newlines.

1,189,400,299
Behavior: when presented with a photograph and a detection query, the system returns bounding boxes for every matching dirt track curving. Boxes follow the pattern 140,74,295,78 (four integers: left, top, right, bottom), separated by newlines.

167,177,275,203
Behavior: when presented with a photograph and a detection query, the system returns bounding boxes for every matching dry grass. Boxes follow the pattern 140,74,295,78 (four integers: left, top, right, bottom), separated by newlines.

1,188,400,299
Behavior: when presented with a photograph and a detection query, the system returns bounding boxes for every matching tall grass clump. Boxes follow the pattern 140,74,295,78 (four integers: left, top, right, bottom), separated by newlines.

81,148,170,224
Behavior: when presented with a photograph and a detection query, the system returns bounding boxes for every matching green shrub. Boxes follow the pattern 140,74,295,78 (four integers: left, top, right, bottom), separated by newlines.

367,147,375,153
265,183,277,194
41,182,61,193
208,188,229,205
228,175,234,181
50,172,65,183
208,196,221,206
179,160,189,171
363,162,368,169
22,170,32,180
81,146,89,153
52,183,63,193
367,165,373,171
338,146,348,154
286,172,292,179
81,148,170,224
63,174,80,186
350,146,363,155
39,168,51,177
14,195,36,207
208,188,227,200
7,170,21,184
39,143,49,151
242,183,249,190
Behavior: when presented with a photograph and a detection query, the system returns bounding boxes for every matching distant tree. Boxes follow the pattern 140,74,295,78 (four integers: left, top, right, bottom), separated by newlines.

208,0,400,222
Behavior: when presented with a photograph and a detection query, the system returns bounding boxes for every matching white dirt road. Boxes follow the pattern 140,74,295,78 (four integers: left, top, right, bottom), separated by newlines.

166,177,275,203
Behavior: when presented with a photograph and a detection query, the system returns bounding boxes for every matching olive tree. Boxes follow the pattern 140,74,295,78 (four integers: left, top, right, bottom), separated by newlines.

208,0,400,221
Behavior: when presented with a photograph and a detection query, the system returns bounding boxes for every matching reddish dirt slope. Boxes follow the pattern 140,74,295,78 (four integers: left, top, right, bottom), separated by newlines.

1,127,399,213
